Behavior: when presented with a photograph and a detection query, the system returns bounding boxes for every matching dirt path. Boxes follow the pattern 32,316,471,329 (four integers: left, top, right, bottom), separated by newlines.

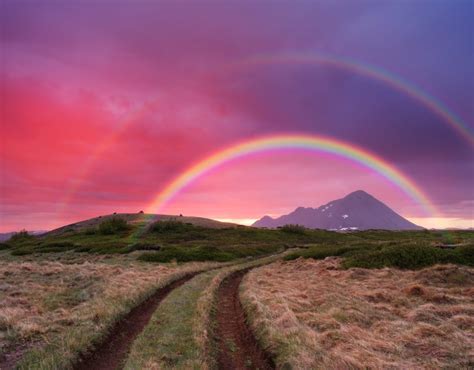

216,269,275,370
74,273,199,370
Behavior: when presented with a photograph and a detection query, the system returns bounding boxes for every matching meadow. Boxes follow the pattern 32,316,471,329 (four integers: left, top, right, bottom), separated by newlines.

241,258,473,368
0,214,473,368
2,214,473,267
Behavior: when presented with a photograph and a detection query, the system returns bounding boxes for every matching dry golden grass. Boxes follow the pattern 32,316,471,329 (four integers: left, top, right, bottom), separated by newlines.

0,254,218,368
241,258,474,369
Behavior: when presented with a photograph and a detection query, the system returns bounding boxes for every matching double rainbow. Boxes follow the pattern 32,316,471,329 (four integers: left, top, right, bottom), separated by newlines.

146,134,437,216
233,53,474,146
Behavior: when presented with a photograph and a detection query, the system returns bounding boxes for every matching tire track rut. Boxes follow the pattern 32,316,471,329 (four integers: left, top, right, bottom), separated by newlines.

75,273,198,370
216,269,275,370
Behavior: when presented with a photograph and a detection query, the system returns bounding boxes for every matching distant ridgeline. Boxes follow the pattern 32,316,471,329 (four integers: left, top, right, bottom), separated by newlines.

253,190,423,230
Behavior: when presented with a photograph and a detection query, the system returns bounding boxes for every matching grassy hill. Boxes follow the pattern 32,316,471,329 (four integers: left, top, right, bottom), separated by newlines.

1,214,473,267
45,213,238,237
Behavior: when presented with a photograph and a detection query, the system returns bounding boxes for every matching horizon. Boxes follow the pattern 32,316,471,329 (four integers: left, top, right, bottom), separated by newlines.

2,187,473,232
2,1,473,232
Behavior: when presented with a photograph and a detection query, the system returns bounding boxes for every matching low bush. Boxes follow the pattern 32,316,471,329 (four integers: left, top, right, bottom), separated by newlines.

91,242,132,254
343,244,474,269
9,230,34,243
129,243,162,251
98,218,130,235
38,241,77,253
280,224,307,234
11,247,35,256
285,242,474,269
148,220,193,233
0,242,11,250
84,228,97,235
75,245,92,253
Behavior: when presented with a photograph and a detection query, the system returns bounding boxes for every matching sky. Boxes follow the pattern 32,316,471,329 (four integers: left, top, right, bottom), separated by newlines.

1,0,473,231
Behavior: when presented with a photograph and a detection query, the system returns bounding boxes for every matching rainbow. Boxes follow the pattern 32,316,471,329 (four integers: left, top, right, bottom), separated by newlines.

146,134,438,216
54,100,160,221
232,54,474,146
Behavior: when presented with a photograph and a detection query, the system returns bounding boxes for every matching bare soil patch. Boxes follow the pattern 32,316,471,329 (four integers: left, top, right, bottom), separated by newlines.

216,269,275,370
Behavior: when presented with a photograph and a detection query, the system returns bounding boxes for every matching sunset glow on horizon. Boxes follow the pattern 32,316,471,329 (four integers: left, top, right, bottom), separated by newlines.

1,1,473,232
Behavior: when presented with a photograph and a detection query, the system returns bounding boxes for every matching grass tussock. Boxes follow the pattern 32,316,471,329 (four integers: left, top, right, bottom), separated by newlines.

241,258,474,369
0,256,219,369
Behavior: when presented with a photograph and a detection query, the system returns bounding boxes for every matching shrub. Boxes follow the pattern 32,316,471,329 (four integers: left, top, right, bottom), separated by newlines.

342,244,473,270
148,220,193,233
455,244,474,265
89,242,132,254
284,242,474,270
84,228,97,235
38,241,77,253
75,245,92,253
9,230,33,243
129,243,162,251
98,218,129,235
0,242,11,250
11,247,35,256
280,224,307,234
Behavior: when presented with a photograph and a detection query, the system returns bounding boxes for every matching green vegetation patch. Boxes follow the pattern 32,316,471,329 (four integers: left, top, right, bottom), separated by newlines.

138,244,280,263
98,217,130,235
5,220,473,266
286,242,474,269
343,243,474,269
279,224,307,234
9,230,34,243
125,271,219,369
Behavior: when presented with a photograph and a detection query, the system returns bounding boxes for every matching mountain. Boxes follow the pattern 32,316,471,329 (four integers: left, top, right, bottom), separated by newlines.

252,190,423,230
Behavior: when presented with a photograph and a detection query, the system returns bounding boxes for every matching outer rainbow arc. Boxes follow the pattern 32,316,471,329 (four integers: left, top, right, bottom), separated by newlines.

55,53,470,224
54,100,161,220
233,54,474,146
146,134,438,217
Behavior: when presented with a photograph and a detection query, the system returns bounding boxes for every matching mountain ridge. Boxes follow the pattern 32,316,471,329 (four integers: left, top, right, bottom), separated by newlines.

253,190,422,230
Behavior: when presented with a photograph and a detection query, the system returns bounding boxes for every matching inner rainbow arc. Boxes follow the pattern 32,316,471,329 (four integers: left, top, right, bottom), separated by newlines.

146,133,438,217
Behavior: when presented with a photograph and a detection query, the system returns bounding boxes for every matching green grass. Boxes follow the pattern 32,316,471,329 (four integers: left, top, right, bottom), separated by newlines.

5,218,474,265
279,224,307,234
97,217,130,235
15,263,219,370
138,244,280,263
125,251,289,369
343,243,474,269
124,270,219,370
286,241,474,269
9,230,34,242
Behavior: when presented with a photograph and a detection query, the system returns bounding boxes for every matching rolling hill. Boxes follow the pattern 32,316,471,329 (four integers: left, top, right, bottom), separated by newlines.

44,212,239,237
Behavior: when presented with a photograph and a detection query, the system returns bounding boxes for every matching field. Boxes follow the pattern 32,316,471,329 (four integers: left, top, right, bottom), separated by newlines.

0,215,473,368
0,254,220,369
241,258,474,368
